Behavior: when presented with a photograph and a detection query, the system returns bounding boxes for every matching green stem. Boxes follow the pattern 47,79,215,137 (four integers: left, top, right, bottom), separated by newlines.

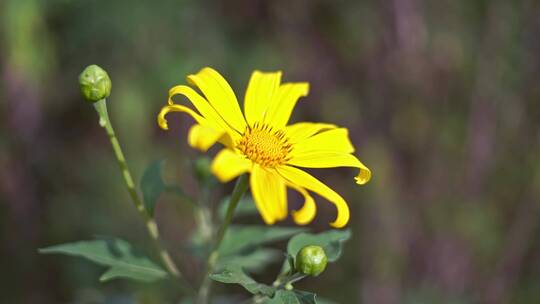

196,174,249,304
93,99,192,293
277,272,307,289
246,272,307,303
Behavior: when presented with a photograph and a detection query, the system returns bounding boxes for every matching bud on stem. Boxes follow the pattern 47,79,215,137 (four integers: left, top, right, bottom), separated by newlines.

79,64,111,102
295,245,328,276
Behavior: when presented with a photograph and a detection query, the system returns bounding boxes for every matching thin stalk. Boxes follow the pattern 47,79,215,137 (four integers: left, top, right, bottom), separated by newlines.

93,99,192,293
246,272,308,303
276,272,307,289
196,174,249,304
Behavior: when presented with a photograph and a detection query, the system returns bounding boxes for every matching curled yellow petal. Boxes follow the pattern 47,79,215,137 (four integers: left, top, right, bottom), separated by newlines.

287,183,316,225
288,152,371,185
355,166,371,185
157,104,205,130
187,67,247,133
277,166,350,228
211,149,252,182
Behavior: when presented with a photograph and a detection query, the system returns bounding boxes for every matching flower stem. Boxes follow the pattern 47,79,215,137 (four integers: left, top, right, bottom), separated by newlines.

93,99,192,293
196,174,249,304
277,272,307,289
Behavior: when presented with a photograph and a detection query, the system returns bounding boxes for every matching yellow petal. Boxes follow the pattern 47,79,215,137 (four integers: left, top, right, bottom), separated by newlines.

168,85,240,140
211,149,252,183
291,128,355,156
186,67,247,133
263,82,309,129
250,165,288,224
284,122,337,144
188,124,225,152
288,152,372,185
287,183,316,225
158,104,206,130
244,70,282,127
276,166,350,228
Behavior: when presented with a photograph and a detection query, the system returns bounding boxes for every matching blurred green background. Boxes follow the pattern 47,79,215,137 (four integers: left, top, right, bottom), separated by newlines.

2,0,540,303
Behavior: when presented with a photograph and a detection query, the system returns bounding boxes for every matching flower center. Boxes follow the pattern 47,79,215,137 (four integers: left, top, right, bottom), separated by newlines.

237,122,292,167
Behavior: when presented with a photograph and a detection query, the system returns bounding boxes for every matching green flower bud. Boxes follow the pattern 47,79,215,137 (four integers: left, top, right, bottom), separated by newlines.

79,64,111,102
295,245,328,276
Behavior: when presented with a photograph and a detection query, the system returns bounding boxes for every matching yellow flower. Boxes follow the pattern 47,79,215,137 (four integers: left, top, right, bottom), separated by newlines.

158,67,371,228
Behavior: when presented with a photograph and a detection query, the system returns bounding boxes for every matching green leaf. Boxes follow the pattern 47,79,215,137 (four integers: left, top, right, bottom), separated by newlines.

217,248,282,273
140,160,187,216
210,265,275,296
287,229,351,263
293,291,317,304
218,195,258,220
267,290,300,304
267,290,317,304
219,225,307,256
39,238,168,283
196,225,301,274
140,160,166,216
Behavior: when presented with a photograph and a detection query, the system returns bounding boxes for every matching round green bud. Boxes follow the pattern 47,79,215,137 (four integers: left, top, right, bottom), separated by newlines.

295,245,328,276
79,64,111,102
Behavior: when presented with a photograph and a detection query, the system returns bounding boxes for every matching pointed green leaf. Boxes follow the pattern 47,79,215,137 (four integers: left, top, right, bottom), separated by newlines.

217,248,281,273
39,238,167,283
99,266,161,282
210,265,275,296
219,225,307,256
140,160,187,216
140,160,167,216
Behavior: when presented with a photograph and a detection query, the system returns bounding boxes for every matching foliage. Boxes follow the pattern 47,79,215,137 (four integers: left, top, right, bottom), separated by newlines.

140,159,189,216
39,238,167,283
209,265,275,296
218,225,307,257
39,151,350,303
209,228,351,303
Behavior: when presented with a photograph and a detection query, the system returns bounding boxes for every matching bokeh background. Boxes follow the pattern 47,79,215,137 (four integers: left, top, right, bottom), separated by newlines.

2,0,540,303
